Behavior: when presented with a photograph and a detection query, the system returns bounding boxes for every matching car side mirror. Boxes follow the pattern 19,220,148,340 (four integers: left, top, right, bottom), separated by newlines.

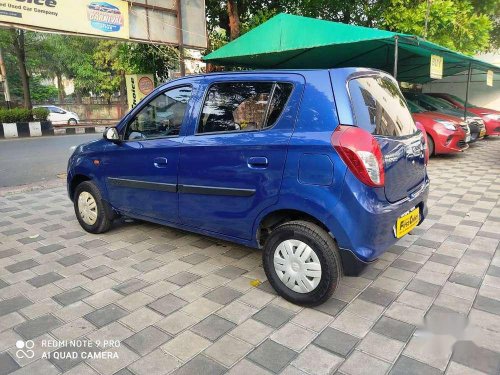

104,127,120,143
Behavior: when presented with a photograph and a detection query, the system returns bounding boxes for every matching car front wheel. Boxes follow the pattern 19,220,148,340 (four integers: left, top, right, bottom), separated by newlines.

74,181,112,234
68,118,78,126
263,220,341,306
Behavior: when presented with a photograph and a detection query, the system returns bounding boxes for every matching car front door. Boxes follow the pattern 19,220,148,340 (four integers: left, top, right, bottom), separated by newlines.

102,84,195,223
178,74,304,240
48,106,66,125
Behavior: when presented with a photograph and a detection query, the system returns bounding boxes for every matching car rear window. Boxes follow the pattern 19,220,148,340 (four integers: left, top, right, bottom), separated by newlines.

197,82,293,134
349,76,416,136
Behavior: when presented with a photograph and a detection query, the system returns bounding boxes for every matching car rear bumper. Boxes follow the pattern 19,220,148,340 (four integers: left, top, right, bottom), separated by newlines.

330,172,430,271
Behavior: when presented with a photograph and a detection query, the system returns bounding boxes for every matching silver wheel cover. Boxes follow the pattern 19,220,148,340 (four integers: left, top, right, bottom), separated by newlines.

78,191,98,225
273,239,322,293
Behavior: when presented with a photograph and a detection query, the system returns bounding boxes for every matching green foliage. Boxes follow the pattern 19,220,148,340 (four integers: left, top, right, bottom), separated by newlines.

32,107,49,121
30,77,59,102
382,0,492,55
0,108,31,123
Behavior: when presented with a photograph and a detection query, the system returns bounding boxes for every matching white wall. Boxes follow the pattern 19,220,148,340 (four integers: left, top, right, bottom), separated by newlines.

422,52,500,111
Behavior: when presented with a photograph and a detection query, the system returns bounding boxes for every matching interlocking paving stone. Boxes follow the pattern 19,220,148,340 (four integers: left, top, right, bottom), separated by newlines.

149,243,177,254
487,265,500,278
81,265,115,280
18,235,46,244
123,326,172,356
313,297,347,316
0,248,20,259
215,265,247,279
204,286,242,305
41,223,64,232
132,259,163,273
448,272,482,288
248,339,297,373
372,316,415,342
167,272,201,286
429,253,460,266
113,278,150,295
452,340,500,374
57,253,89,266
14,314,62,340
0,352,20,375
392,259,423,272
0,279,8,289
406,279,441,298
191,238,215,249
359,287,398,307
0,296,33,316
60,231,86,240
190,314,235,341
35,243,66,254
53,287,92,306
473,295,500,316
223,248,251,259
253,304,295,329
80,239,107,249
2,227,27,235
390,355,441,375
314,327,359,357
148,294,188,316
27,272,64,288
84,304,128,328
105,248,133,260
5,259,39,273
179,253,209,265
173,354,226,375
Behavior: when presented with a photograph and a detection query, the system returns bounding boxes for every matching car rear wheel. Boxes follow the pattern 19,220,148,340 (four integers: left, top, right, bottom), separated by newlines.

74,181,112,234
263,220,341,306
68,118,78,126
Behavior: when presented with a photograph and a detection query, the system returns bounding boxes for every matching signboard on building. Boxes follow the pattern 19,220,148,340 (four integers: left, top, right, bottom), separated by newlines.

486,70,493,87
0,0,207,48
0,0,130,39
126,74,154,109
430,55,444,79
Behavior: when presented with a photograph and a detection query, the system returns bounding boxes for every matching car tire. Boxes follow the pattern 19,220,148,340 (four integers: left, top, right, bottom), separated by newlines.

427,135,435,156
74,181,112,234
263,220,341,306
68,118,78,126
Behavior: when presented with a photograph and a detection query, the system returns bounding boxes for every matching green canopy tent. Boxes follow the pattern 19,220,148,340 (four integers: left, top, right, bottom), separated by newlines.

203,13,499,85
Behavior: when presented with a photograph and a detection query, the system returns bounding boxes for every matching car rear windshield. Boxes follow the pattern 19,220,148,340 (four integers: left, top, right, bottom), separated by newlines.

349,75,416,136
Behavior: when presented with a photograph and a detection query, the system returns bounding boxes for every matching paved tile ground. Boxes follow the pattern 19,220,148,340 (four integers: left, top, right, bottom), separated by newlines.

1,138,500,375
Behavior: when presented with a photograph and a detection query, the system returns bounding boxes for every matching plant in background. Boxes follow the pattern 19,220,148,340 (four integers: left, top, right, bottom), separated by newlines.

32,107,49,121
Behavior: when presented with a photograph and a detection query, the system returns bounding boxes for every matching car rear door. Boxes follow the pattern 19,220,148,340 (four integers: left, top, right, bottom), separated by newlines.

332,70,426,203
177,73,304,240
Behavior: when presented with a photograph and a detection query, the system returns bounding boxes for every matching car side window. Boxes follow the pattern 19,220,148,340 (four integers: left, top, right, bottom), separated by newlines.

125,86,193,141
197,82,293,134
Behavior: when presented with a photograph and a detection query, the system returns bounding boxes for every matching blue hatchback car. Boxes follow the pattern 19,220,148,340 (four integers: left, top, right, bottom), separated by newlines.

68,68,429,305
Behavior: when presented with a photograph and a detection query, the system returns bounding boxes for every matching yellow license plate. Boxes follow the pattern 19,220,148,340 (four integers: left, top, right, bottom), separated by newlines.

395,208,420,238
480,129,486,137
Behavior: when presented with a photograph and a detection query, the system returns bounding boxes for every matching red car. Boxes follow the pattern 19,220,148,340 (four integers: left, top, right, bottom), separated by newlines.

427,93,500,136
407,100,468,156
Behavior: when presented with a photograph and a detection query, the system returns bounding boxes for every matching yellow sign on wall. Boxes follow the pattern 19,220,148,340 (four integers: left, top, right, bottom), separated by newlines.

430,55,444,79
487,70,493,87
0,0,129,40
126,74,155,109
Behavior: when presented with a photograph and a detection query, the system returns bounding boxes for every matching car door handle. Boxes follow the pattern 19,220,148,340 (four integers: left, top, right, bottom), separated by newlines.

154,157,168,168
247,157,268,168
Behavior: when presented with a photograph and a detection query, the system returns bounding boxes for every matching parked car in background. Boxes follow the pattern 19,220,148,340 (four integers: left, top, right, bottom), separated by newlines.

67,68,429,305
35,105,80,125
406,100,468,156
403,92,486,142
426,93,500,137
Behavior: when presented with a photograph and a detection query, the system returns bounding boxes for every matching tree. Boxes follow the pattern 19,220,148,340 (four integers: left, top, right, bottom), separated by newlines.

382,0,492,54
8,30,31,109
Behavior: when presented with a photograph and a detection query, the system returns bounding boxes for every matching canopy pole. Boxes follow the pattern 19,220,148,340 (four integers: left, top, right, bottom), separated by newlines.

393,36,399,79
464,62,472,120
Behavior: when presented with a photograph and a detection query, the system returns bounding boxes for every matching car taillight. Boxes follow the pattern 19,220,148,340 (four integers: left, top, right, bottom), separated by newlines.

331,125,385,187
